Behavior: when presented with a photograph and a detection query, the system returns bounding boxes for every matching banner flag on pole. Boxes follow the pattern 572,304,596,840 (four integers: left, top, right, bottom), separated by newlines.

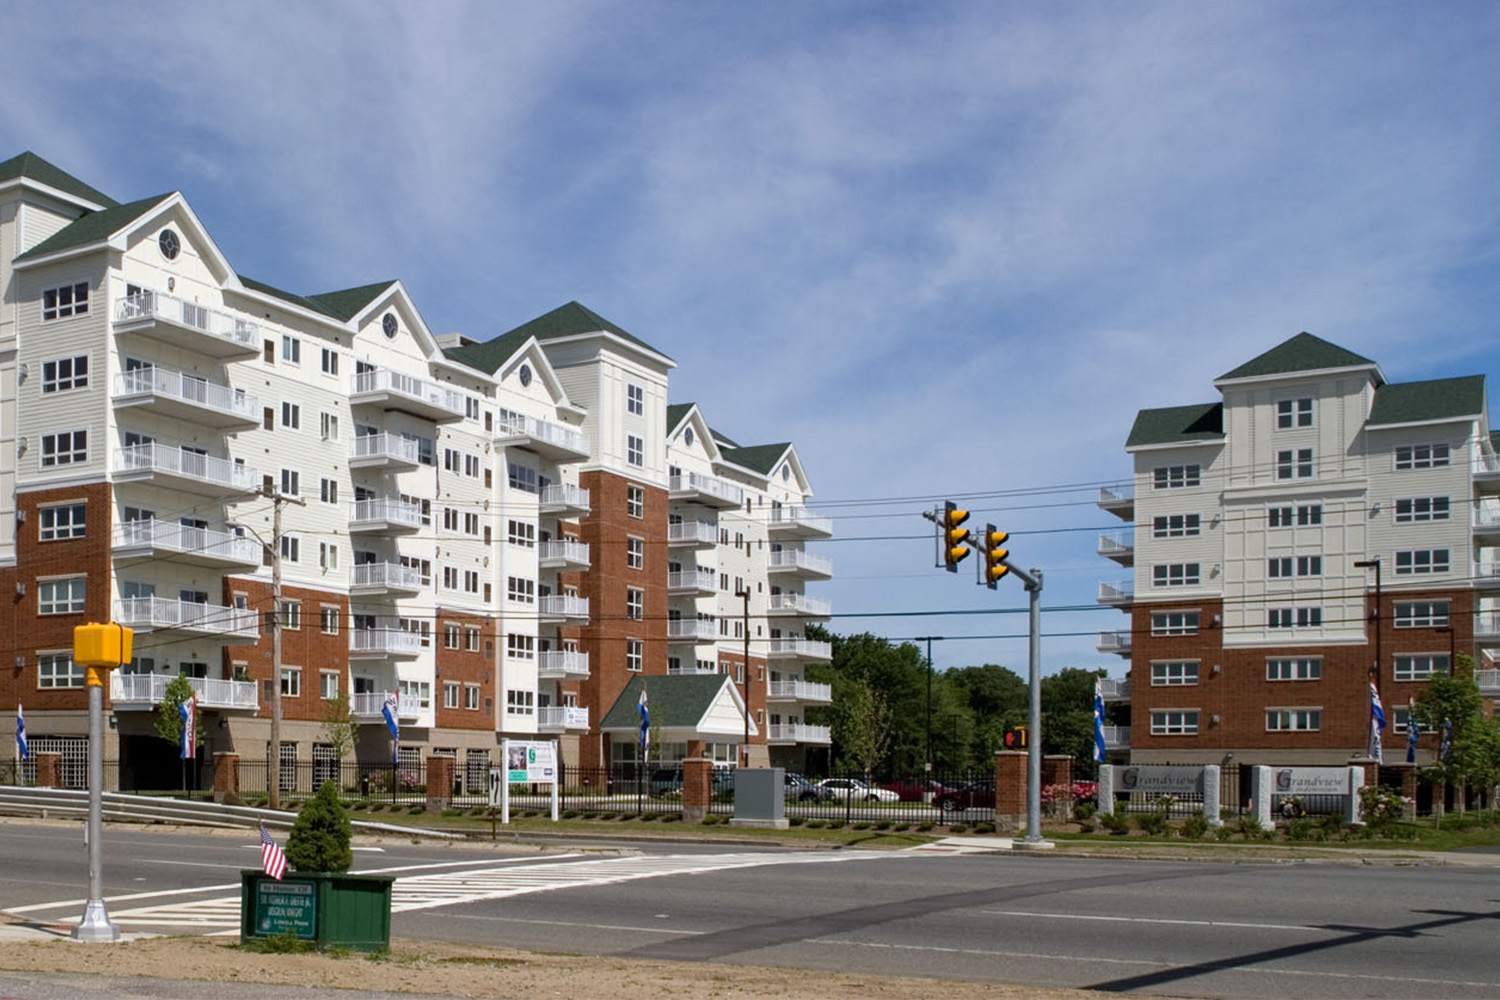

1441,718,1453,761
259,821,288,881
1369,681,1386,764
179,694,197,759
1405,697,1420,764
638,686,650,762
1092,679,1107,763
382,692,401,764
16,704,27,761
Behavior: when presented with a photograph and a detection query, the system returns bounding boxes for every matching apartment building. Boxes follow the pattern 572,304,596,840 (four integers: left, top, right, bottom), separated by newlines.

1097,332,1498,765
0,152,834,787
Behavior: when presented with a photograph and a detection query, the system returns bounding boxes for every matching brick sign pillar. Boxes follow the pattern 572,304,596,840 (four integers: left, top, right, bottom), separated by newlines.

994,751,1027,832
35,752,61,788
426,755,454,812
683,740,711,824
213,752,241,803
1044,755,1072,817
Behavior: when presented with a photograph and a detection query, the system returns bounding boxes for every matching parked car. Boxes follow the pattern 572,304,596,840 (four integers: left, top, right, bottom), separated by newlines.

786,772,834,802
649,767,735,798
815,777,900,803
880,778,953,802
933,779,995,813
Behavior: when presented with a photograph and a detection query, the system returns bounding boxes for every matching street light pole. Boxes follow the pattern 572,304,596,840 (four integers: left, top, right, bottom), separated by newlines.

999,563,1048,848
1355,558,1383,685
916,636,942,774
737,589,751,766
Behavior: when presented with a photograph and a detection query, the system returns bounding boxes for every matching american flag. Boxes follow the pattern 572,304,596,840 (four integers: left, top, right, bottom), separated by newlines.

259,822,288,881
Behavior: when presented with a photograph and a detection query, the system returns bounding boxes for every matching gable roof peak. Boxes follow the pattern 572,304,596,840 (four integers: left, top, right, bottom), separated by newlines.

0,151,119,209
1216,332,1382,384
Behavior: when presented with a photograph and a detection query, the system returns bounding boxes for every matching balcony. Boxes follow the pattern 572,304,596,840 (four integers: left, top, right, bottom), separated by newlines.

669,471,743,509
349,629,423,659
1101,725,1131,749
539,539,590,570
767,723,831,745
1097,531,1135,566
767,637,833,661
768,506,833,539
114,519,261,569
1098,678,1131,702
1098,580,1134,608
111,673,258,712
1098,630,1132,656
667,662,720,675
351,368,466,423
667,619,717,643
115,596,259,641
668,520,718,548
1097,485,1134,521
113,367,259,428
114,443,260,498
539,594,589,623
1475,613,1500,640
538,706,590,732
350,433,421,470
1476,561,1500,587
668,569,717,595
768,593,832,620
114,291,260,359
537,650,590,680
1475,453,1500,492
1476,670,1500,697
767,679,832,704
351,691,422,721
349,497,423,534
767,549,833,580
349,562,425,596
540,484,590,517
495,412,591,462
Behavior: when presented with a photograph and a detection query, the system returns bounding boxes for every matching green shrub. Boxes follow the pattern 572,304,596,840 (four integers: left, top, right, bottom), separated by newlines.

851,822,870,831
826,820,846,830
973,821,996,834
804,820,824,829
1136,811,1169,836
1234,815,1264,840
1285,818,1318,841
918,821,935,832
285,781,353,874
892,823,909,832
948,823,969,834
562,809,579,819
874,820,891,831
1076,817,1095,834
1214,825,1234,841
1073,802,1096,821
441,808,462,818
1098,812,1130,836
1180,813,1209,839
789,816,805,827
660,814,681,823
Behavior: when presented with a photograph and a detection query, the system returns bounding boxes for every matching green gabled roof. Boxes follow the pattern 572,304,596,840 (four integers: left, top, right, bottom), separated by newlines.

308,280,397,322
14,193,174,262
722,442,791,475
1218,332,1379,382
1366,375,1486,427
237,274,345,320
711,429,740,449
0,152,118,208
500,301,671,361
442,327,532,375
1126,402,1225,448
598,674,731,730
667,403,695,432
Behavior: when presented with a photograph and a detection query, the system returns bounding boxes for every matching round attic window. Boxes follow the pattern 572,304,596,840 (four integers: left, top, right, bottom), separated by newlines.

519,364,533,387
382,312,398,338
781,464,791,481
684,427,695,447
158,229,180,261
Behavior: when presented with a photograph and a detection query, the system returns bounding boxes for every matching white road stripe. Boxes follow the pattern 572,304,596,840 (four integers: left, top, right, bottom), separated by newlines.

979,909,1322,932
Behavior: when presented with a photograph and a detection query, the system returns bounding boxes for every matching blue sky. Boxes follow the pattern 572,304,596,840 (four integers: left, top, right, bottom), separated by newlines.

6,1,1500,673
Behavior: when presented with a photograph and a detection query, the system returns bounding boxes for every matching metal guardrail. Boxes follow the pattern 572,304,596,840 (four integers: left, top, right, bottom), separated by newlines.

0,785,461,839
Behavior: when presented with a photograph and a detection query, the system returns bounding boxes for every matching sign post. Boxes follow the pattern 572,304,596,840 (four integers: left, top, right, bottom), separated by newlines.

491,739,559,823
71,622,132,942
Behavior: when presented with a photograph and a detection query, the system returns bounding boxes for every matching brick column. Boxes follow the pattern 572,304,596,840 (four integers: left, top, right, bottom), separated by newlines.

682,756,712,824
35,752,60,788
213,752,241,804
1349,756,1380,792
993,751,1027,832
425,755,454,812
1044,755,1073,818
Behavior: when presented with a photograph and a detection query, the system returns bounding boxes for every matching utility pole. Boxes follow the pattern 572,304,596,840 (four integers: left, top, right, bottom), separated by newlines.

1002,563,1047,848
916,636,943,774
260,487,305,811
1355,558,1383,684
737,589,751,767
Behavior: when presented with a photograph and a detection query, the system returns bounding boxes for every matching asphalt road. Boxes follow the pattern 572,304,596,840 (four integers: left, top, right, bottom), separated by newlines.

4,821,1500,998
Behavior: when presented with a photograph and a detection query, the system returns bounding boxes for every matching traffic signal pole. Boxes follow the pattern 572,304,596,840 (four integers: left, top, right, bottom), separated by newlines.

1001,561,1050,848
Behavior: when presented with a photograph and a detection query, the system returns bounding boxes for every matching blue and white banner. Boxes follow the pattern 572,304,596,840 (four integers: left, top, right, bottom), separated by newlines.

382,692,400,764
1092,678,1107,763
1405,697,1420,764
1441,718,1453,761
637,687,650,759
179,694,197,759
1368,681,1386,764
16,704,27,762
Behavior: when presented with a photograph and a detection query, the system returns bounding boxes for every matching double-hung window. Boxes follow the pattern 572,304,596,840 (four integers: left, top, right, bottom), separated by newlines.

1276,448,1313,480
1276,398,1313,428
1395,549,1449,575
42,282,89,321
42,356,89,393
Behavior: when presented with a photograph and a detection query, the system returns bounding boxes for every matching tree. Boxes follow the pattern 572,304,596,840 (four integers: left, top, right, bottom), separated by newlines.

320,692,359,762
286,780,353,873
154,674,202,753
1417,654,1500,811
832,679,890,775
1041,667,1107,774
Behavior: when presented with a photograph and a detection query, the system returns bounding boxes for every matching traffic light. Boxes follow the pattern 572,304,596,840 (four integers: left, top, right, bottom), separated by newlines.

1003,725,1028,749
941,501,971,572
980,524,1009,589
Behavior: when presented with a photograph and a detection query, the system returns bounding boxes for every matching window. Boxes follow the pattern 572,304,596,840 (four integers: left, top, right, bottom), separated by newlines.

399,679,432,709
320,478,338,504
320,412,339,441
443,566,459,590
444,448,460,473
627,383,644,415
1395,601,1448,628
1151,611,1199,636
320,670,340,699
1267,658,1321,681
464,570,479,594
39,504,86,541
507,520,535,547
465,685,480,710
280,468,300,496
1395,654,1450,682
281,335,301,364
465,627,480,652
281,402,300,429
318,542,338,570
1276,448,1313,479
444,624,460,649
1150,710,1199,736
320,606,340,634
443,507,459,532
264,339,275,365
1153,465,1200,489
464,512,479,536
280,667,301,698
1268,607,1321,628
1267,709,1321,732
320,348,339,376
465,397,480,421
1269,556,1320,578
1276,397,1313,429
1152,563,1199,587
506,689,535,716
506,634,534,660
1152,514,1200,538
626,588,643,620
42,356,88,393
1268,557,1292,578
1395,444,1449,470
1395,549,1449,575
1297,555,1322,576
1268,506,1293,528
627,536,644,569
279,535,300,563
38,653,85,688
465,455,480,478
626,639,643,672
627,435,644,467
279,599,301,629
1150,662,1199,686
42,282,89,320
400,555,431,586
444,682,461,709
627,485,644,518
38,577,85,615
40,430,87,467
1395,497,1450,522
507,462,538,493
507,577,535,603
1299,504,1322,525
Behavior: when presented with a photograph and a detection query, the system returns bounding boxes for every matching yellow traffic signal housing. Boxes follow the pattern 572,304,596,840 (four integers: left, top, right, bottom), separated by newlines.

1004,725,1028,749
982,525,1009,588
942,501,971,572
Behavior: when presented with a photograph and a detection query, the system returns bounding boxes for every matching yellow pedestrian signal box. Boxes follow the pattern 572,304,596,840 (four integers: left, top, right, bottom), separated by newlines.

942,501,971,572
1003,725,1028,749
73,622,134,687
982,525,1009,588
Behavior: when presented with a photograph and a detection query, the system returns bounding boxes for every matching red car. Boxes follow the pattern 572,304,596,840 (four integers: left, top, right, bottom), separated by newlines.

933,780,995,813
881,779,954,802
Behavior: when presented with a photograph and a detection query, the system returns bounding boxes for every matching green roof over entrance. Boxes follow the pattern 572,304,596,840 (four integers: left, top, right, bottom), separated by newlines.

599,674,738,732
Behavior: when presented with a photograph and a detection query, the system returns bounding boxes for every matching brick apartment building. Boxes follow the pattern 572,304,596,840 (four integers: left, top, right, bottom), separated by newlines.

1098,333,1498,764
0,152,834,789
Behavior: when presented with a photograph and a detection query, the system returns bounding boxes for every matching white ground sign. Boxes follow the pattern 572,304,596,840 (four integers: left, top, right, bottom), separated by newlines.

490,739,560,822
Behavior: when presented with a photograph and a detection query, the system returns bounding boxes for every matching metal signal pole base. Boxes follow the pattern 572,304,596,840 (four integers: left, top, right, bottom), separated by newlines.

72,681,121,942
71,899,120,942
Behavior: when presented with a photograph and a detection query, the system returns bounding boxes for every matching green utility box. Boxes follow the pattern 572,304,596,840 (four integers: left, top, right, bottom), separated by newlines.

240,870,395,952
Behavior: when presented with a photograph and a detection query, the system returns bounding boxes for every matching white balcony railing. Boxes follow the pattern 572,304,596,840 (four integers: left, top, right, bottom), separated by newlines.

1476,671,1500,696
352,432,421,465
669,471,744,507
539,539,590,566
768,593,832,617
768,550,834,576
667,663,720,675
1475,613,1500,638
667,619,717,642
540,484,590,513
668,569,717,592
538,706,590,730
350,562,425,591
115,518,261,565
1097,532,1134,559
668,521,718,546
1098,581,1134,605
1098,485,1134,508
115,596,259,639
768,723,831,744
352,368,466,421
495,411,591,458
116,443,259,493
115,367,258,423
537,650,590,679
351,691,422,719
115,291,260,352
1476,562,1500,582
1101,725,1131,748
539,594,589,619
769,506,833,536
768,679,832,702
767,637,833,660
1098,678,1131,701
1098,630,1132,654
350,497,424,529
111,672,258,711
349,629,423,657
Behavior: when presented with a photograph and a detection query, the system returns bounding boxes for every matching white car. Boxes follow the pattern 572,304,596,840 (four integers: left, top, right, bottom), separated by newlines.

814,777,900,803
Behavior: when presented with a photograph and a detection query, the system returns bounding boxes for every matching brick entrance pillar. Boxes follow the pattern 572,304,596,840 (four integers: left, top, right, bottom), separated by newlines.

1044,755,1073,818
35,752,61,788
426,755,454,812
994,751,1027,832
682,755,712,824
213,752,241,804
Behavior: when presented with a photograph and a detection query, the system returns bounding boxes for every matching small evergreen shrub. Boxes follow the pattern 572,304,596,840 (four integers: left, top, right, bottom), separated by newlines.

1098,812,1131,835
1234,815,1264,840
285,781,353,873
1285,818,1317,841
1073,802,1096,821
1180,813,1209,839
917,821,935,832
1136,811,1169,836
948,823,969,834
1214,825,1234,841
973,821,996,834
789,816,805,827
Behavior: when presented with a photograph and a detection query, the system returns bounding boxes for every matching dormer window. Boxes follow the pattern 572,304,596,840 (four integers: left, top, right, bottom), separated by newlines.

1276,397,1313,429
